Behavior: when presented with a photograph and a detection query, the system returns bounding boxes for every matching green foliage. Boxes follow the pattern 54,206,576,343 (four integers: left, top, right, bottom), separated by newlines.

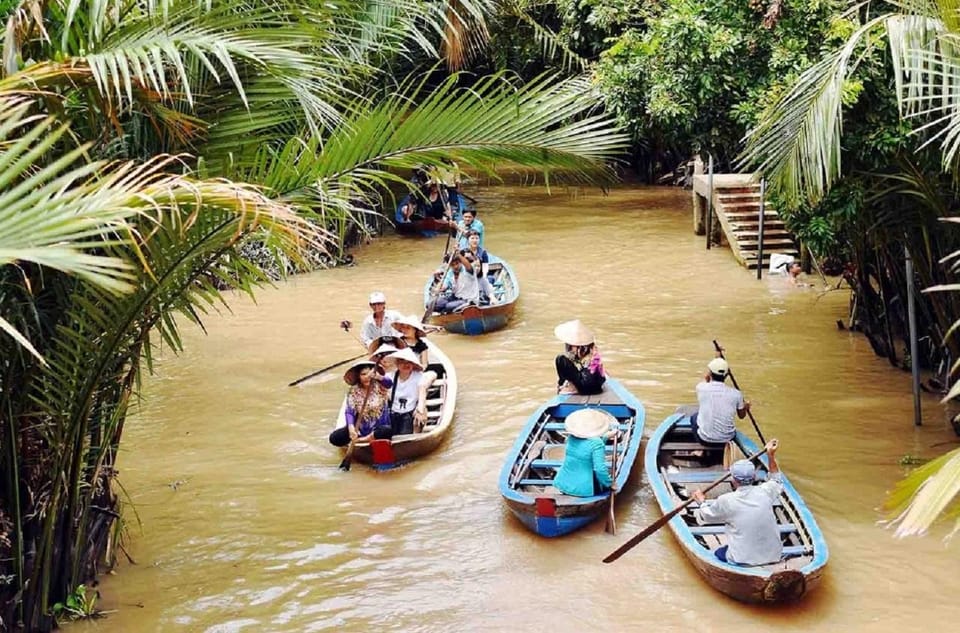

52,585,99,623
592,0,849,164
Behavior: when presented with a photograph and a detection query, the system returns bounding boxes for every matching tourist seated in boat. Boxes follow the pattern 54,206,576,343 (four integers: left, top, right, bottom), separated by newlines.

432,252,480,313
392,315,431,368
553,320,606,395
553,409,616,497
384,348,438,435
456,208,484,249
395,193,422,225
423,181,454,222
328,360,394,447
461,230,497,304
361,291,403,353
689,357,750,447
691,439,783,565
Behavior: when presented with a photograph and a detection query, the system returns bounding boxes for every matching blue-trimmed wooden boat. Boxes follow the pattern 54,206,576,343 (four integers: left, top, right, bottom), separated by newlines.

498,378,644,537
423,254,519,335
646,411,828,603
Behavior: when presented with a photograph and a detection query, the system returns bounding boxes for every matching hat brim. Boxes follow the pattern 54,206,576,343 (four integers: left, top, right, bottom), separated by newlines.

564,408,615,439
343,361,378,385
385,349,424,370
554,320,595,347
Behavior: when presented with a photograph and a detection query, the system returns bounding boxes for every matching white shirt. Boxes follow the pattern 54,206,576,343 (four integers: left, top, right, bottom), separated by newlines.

697,473,784,565
390,370,422,413
444,268,480,303
360,309,402,347
695,381,744,443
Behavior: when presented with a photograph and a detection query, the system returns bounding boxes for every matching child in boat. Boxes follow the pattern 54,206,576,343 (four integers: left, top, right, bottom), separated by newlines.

328,361,393,447
553,320,606,395
554,409,616,496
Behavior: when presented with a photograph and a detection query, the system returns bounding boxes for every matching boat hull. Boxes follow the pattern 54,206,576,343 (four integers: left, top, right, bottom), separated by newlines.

334,340,457,470
498,378,645,537
645,412,828,604
424,254,519,335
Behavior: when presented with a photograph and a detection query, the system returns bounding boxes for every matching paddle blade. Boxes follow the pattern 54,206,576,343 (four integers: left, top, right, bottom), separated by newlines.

602,510,676,563
338,458,351,471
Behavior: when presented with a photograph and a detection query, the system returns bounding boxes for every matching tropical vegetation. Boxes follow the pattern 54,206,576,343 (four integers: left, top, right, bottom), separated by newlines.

0,0,628,629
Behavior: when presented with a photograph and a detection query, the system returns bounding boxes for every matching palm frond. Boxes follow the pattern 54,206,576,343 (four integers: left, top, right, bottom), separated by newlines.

740,18,884,206
885,446,960,539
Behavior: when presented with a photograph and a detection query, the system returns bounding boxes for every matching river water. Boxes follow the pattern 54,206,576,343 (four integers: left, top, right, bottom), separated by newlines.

85,185,960,633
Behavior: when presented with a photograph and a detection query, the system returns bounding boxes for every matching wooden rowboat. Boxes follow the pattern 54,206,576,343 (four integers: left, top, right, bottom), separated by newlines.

498,378,645,537
646,411,828,604
334,339,457,470
395,216,451,237
423,254,519,335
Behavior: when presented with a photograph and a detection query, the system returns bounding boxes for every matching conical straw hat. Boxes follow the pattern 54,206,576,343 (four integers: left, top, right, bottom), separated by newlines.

393,314,427,336
386,347,424,370
343,360,378,386
564,408,616,439
554,320,595,346
368,344,400,361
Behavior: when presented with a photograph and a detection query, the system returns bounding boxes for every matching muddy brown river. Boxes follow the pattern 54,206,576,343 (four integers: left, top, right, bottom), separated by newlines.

85,185,960,632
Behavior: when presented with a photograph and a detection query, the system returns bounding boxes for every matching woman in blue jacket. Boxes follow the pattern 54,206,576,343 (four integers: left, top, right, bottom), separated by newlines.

553,408,616,496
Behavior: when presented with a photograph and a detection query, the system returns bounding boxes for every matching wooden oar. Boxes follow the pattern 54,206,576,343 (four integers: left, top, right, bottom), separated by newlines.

712,339,766,445
602,446,769,564
605,428,619,535
287,321,367,387
288,353,365,387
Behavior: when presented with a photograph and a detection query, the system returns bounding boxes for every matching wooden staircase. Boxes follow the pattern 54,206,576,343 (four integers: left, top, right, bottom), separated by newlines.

711,183,797,270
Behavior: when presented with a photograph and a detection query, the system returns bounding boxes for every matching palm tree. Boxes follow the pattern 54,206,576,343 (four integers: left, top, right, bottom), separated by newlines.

739,0,960,540
0,1,627,629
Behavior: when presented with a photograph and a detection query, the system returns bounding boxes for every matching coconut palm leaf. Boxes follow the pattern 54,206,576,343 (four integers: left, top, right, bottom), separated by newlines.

886,446,960,538
239,71,626,199
740,17,884,206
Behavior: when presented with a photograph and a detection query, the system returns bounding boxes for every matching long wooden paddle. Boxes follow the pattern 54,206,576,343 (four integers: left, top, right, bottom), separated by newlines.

287,321,367,387
712,339,766,445
288,353,367,387
605,428,619,535
602,445,769,564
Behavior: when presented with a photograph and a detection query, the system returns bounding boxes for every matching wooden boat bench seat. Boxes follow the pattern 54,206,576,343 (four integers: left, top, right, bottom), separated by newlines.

666,470,768,483
685,498,783,511
543,422,630,432
690,523,798,536
661,441,723,451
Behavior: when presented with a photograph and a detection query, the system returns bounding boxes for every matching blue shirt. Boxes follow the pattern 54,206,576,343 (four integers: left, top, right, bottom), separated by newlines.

457,218,485,249
553,436,612,497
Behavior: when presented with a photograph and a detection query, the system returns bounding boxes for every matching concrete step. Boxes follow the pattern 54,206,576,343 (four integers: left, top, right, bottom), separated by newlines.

732,229,792,238
738,240,798,250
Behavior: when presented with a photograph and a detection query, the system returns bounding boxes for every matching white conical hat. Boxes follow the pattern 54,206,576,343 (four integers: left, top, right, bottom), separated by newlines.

368,344,400,361
393,314,428,336
386,347,424,370
564,408,616,439
554,320,595,346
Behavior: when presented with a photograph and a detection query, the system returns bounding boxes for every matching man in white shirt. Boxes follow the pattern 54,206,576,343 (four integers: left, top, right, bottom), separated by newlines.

692,439,783,566
691,357,750,446
433,253,480,313
360,291,402,352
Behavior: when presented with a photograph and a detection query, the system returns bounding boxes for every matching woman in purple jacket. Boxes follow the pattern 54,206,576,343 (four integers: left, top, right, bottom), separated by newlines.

328,360,394,446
